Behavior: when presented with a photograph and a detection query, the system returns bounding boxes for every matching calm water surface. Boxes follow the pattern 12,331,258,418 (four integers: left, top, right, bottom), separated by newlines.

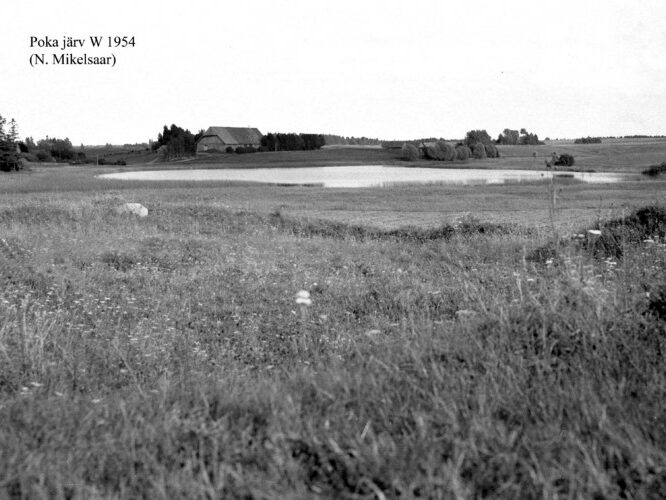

99,166,633,188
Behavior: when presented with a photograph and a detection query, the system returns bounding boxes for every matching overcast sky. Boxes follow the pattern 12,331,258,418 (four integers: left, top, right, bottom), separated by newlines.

2,0,665,145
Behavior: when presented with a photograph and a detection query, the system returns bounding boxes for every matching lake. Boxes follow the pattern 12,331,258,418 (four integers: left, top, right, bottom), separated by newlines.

99,166,634,188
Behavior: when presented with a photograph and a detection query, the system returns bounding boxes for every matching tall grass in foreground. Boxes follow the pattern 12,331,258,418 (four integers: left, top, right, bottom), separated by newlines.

0,197,665,498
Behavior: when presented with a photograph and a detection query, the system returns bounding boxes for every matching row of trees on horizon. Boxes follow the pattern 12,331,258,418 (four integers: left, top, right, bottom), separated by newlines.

5,111,666,170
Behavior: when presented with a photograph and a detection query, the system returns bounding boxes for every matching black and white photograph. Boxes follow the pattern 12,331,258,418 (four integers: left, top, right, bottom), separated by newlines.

1,0,665,497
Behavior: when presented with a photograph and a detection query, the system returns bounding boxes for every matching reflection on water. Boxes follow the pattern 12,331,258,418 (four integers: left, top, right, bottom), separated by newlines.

99,166,634,188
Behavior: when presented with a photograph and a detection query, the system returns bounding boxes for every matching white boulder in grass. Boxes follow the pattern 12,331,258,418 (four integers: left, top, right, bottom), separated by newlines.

117,203,148,217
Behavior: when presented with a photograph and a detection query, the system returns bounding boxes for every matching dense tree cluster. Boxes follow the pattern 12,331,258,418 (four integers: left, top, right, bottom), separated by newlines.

472,143,487,159
554,153,575,167
0,114,22,171
464,130,494,147
400,143,420,161
322,134,381,146
401,140,497,162
496,129,520,145
2,123,85,164
36,137,76,161
456,145,472,160
574,136,602,144
423,141,457,161
483,143,500,158
456,130,500,158
496,128,543,145
260,133,325,151
152,124,204,159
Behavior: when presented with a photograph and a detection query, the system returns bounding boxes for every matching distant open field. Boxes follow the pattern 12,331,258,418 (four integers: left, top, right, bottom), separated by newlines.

1,139,666,497
499,137,666,172
10,135,666,232
61,136,666,172
84,136,666,173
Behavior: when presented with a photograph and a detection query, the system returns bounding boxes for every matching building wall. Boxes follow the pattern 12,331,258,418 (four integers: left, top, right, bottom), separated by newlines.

196,138,262,153
196,136,233,153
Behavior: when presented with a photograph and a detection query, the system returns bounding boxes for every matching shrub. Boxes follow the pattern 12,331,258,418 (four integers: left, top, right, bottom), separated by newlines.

583,205,666,259
225,146,234,153
235,146,257,154
472,142,487,159
642,162,666,177
484,144,500,158
401,143,420,161
21,153,39,162
0,145,23,172
554,154,575,167
436,141,457,161
529,205,666,262
424,144,443,160
455,145,471,161
35,150,52,162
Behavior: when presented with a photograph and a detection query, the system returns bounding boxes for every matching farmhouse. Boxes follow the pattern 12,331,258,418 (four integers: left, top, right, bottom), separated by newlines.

196,126,263,153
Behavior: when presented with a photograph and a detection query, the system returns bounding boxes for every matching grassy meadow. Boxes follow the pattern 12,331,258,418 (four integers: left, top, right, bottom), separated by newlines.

1,146,666,498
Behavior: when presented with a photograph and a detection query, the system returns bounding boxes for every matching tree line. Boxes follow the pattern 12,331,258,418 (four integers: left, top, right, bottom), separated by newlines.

400,130,503,162
574,136,602,144
322,134,381,146
495,128,543,146
1,112,98,167
260,133,325,151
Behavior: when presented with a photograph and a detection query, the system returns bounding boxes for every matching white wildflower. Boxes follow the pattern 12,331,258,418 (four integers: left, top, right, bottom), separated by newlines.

587,229,602,236
295,290,312,306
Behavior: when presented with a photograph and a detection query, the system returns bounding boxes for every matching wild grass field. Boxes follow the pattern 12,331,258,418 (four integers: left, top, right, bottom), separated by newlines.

1,149,666,498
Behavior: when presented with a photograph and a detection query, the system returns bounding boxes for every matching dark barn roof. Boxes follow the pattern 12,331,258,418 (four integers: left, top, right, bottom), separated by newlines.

200,127,263,145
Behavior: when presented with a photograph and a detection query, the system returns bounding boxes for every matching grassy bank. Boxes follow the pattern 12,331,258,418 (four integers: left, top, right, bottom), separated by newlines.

0,174,665,498
3,164,665,232
180,137,666,173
